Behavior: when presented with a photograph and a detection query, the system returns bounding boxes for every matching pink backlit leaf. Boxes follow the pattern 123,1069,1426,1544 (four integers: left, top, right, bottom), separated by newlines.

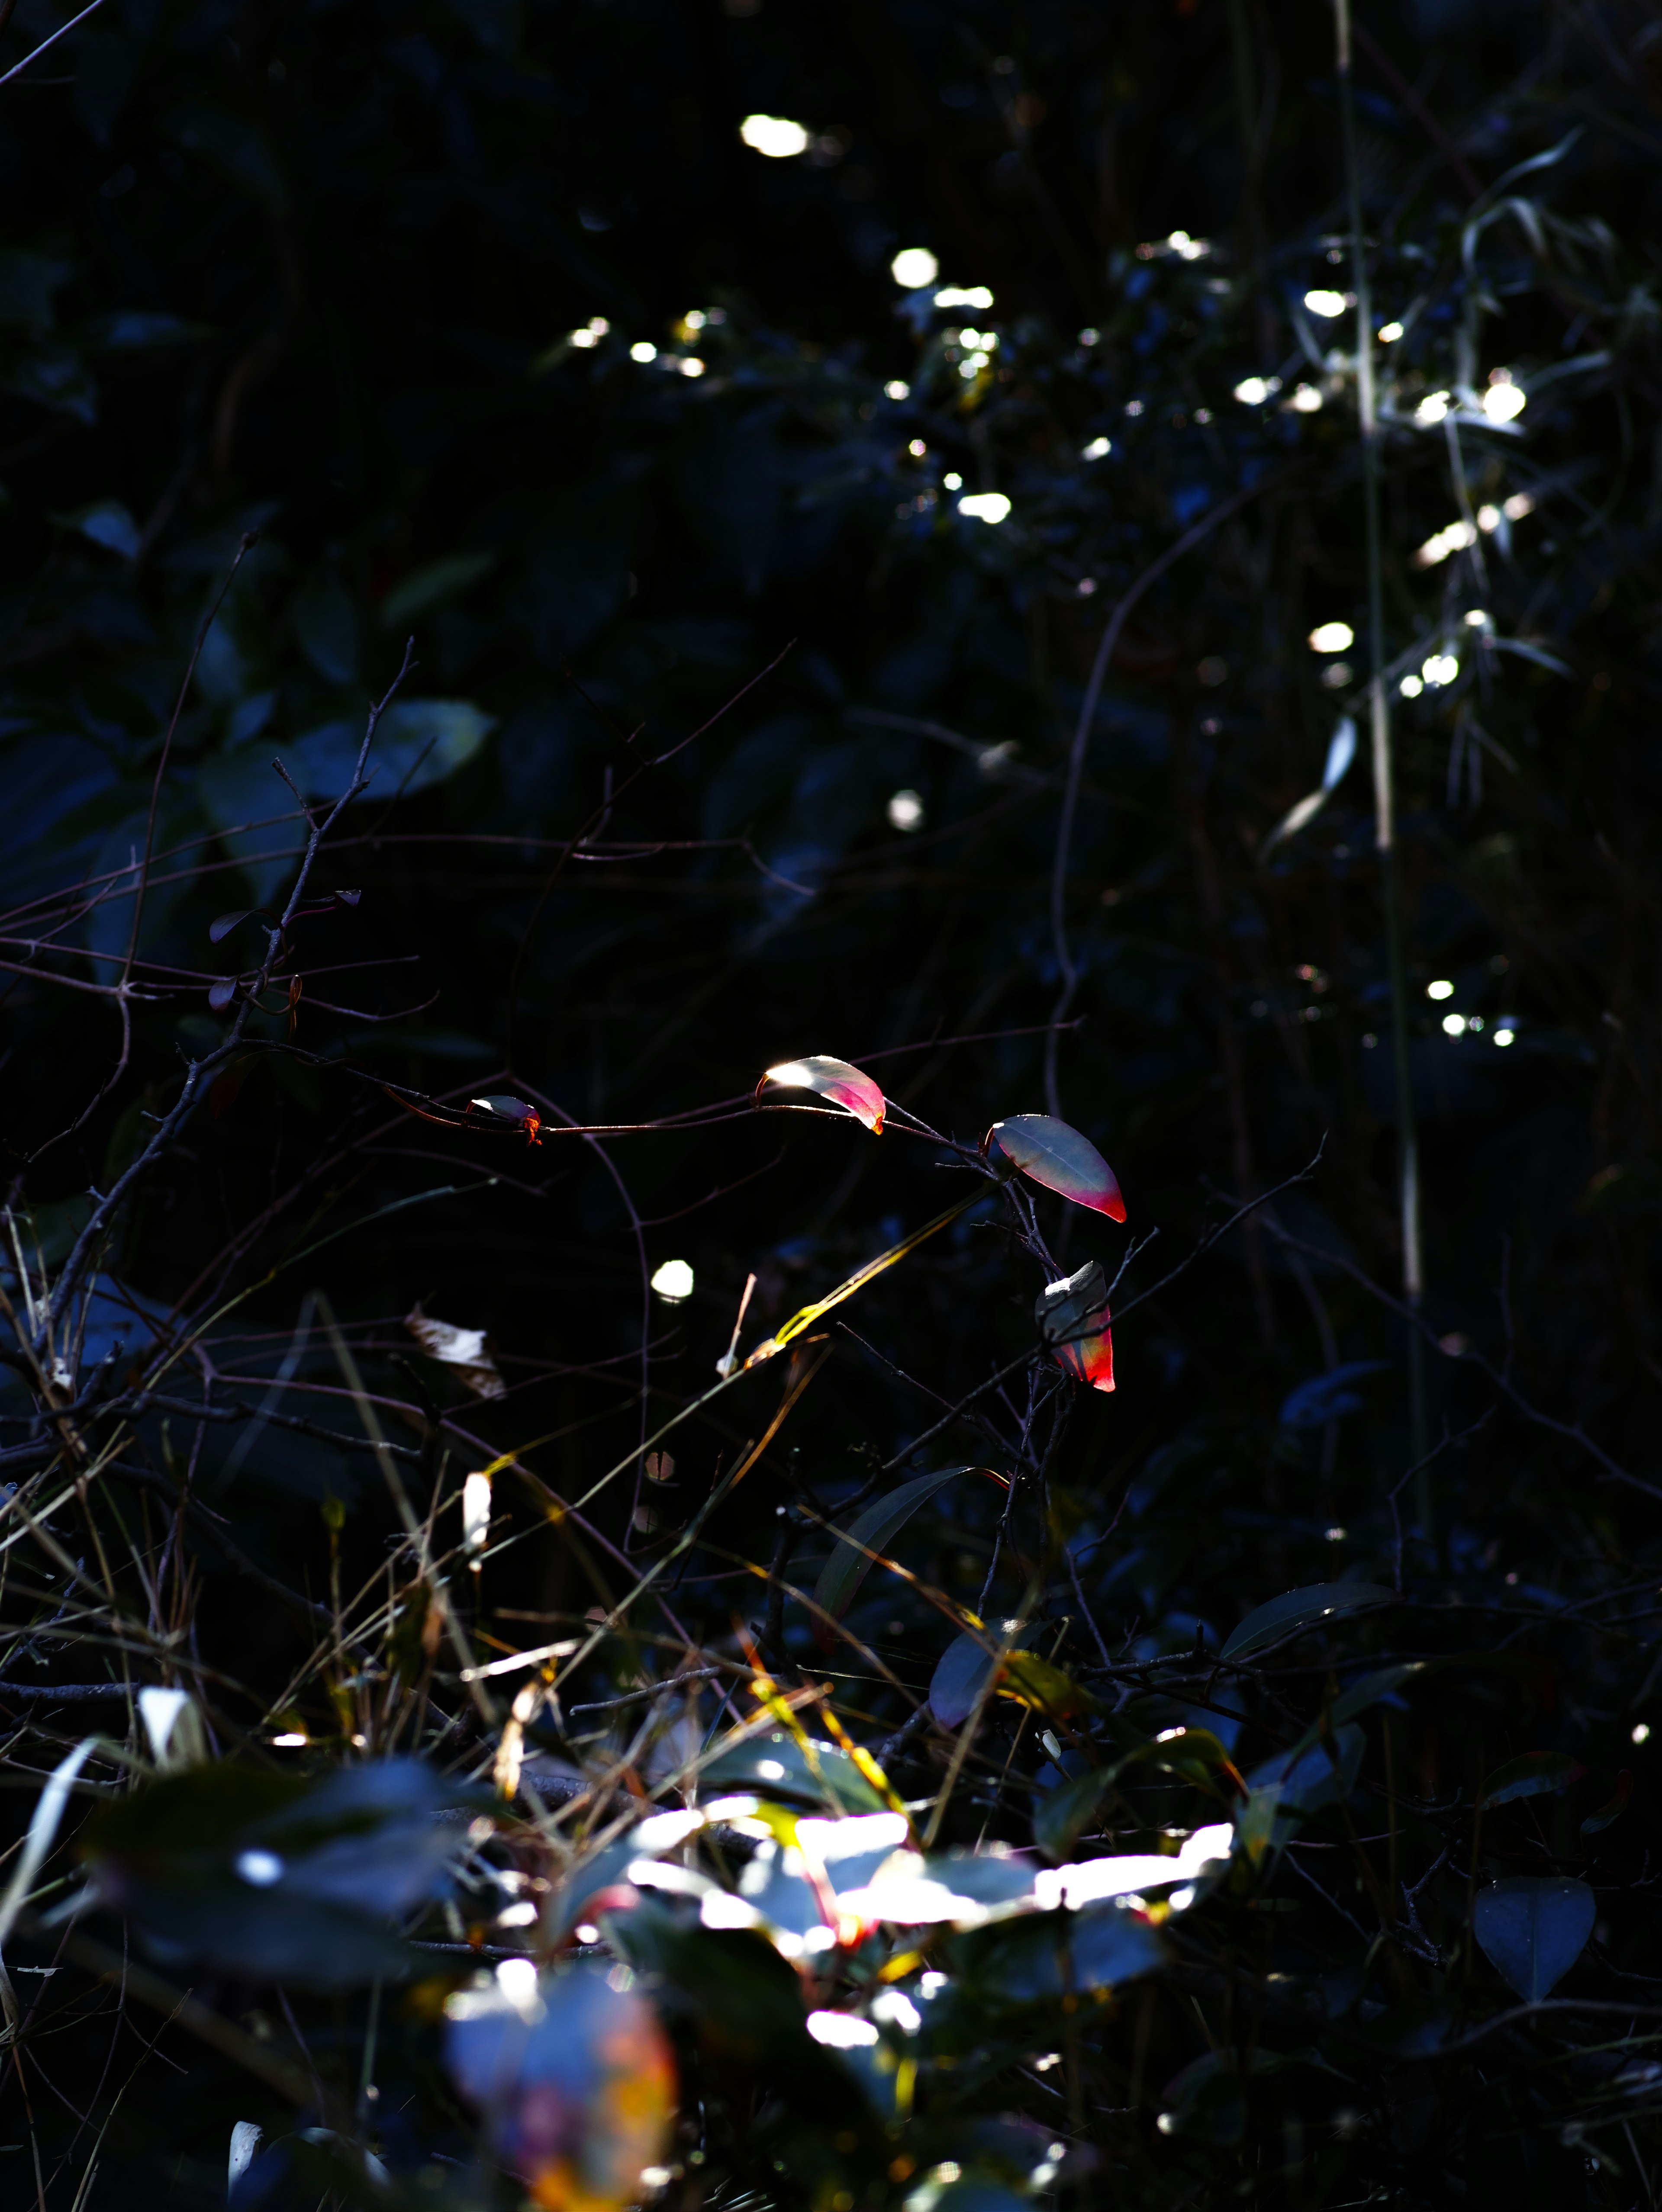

984,1113,1125,1221
1035,1261,1114,1394
757,1054,885,1134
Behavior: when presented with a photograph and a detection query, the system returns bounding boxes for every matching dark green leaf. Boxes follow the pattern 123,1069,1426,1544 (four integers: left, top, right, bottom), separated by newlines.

1478,1750,1581,1809
1472,1877,1595,2001
811,1466,969,1651
1220,1583,1394,1662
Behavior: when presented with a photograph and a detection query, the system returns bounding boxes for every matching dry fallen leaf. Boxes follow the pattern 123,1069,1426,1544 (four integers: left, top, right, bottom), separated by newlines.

406,1303,506,1400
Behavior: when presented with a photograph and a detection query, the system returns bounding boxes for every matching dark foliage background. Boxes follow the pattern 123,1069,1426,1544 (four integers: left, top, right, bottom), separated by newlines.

2,0,1662,2206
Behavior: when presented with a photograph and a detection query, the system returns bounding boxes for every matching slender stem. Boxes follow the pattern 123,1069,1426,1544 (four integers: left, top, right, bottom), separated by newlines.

1335,0,1430,1500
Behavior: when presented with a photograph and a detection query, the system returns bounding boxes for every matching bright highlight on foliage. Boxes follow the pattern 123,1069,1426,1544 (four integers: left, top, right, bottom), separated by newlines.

1482,376,1527,422
1304,288,1347,317
1379,320,1404,341
806,2010,879,2048
1082,435,1111,459
1427,979,1454,1000
1494,1027,1516,1047
1288,384,1323,412
884,379,910,399
739,114,811,158
891,246,940,289
1423,654,1459,687
1443,1013,1467,1036
630,341,657,363
463,1472,492,1559
568,318,609,349
887,789,924,832
958,491,1011,523
934,285,993,309
1233,375,1280,404
650,1259,694,1303
1308,621,1354,653
757,1054,886,1132
1415,390,1451,425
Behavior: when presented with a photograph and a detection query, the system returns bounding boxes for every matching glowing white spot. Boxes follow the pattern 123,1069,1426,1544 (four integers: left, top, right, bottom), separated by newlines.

574,1922,601,1943
630,341,657,363
1413,519,1477,567
870,1989,921,2033
1633,1723,1650,1744
270,1732,307,1748
932,2162,963,2184
1442,1013,1467,1037
1304,288,1347,318
1325,1526,1347,1541
1288,383,1323,413
496,1957,540,2013
754,1759,786,1781
884,379,910,400
1477,505,1501,531
1493,1028,1515,1048
887,789,925,833
1415,390,1450,425
679,356,706,377
891,247,940,290
1504,492,1535,520
683,311,706,331
807,2010,878,2048
1082,435,1111,460
463,1471,492,1556
1308,621,1354,653
958,491,1011,524
1423,654,1459,688
934,285,993,309
1482,373,1525,423
1233,376,1278,405
569,328,599,349
1464,608,1489,627
1378,321,1404,343
236,1849,284,1887
1156,1727,1187,1743
651,1259,695,1304
740,114,811,159
1426,979,1454,1001
942,472,962,490
497,1900,538,1927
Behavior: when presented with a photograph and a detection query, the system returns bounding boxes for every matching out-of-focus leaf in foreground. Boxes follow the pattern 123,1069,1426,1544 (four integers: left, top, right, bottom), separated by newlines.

445,1959,675,2211
85,1757,481,1986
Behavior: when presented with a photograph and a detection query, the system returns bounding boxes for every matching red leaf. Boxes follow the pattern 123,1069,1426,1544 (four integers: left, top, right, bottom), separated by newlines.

756,1054,885,1134
1035,1261,1115,1393
985,1113,1125,1221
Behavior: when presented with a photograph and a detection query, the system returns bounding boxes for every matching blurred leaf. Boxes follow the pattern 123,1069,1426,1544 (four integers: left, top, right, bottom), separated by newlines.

292,569,361,686
444,1960,675,2210
1220,1583,1393,1662
1479,1750,1582,1810
1472,1877,1595,2001
985,1114,1126,1220
291,699,495,801
58,500,139,560
811,1466,969,1651
758,1053,886,1133
1581,1770,1632,1837
999,1651,1096,1719
952,1900,1163,2003
1279,1361,1390,1429
85,1757,482,1986
382,551,497,628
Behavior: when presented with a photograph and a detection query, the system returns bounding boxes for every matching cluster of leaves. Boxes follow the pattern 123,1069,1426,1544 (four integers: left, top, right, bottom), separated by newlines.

1,0,1662,2207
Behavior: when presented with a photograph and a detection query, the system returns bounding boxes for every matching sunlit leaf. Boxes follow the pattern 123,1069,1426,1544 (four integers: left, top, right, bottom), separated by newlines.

1472,1876,1595,2001
811,1466,974,1653
1219,1582,1394,1662
1581,1770,1632,1837
999,1651,1096,1719
406,1304,505,1401
984,1113,1125,1220
1034,1261,1114,1392
445,1960,676,2212
756,1054,885,1133
699,1729,887,1813
466,1093,543,1144
1478,1750,1581,1810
